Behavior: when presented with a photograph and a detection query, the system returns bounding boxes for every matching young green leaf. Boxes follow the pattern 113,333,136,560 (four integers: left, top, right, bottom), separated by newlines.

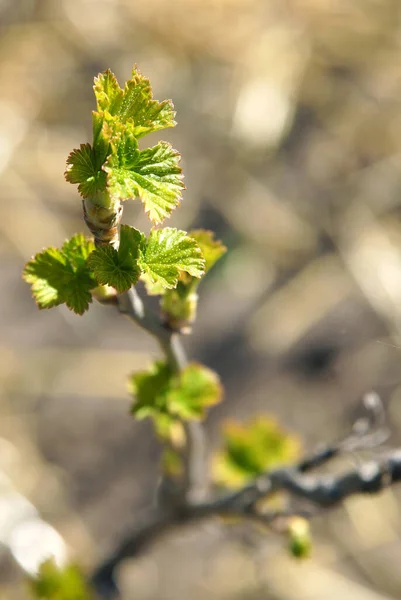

166,363,222,420
213,416,301,489
189,230,227,273
157,231,226,329
138,228,205,289
88,225,143,293
130,360,173,420
94,69,123,114
23,234,96,315
94,67,176,138
65,143,107,198
160,288,198,331
92,111,112,169
62,232,95,266
130,361,222,426
119,67,175,137
105,128,184,223
143,231,225,294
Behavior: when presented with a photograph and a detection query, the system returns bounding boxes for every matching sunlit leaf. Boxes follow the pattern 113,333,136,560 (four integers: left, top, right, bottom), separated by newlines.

88,225,143,293
94,69,123,114
130,361,222,426
105,129,184,223
166,362,222,420
189,230,226,273
65,144,107,198
138,228,204,288
130,360,173,421
23,234,96,315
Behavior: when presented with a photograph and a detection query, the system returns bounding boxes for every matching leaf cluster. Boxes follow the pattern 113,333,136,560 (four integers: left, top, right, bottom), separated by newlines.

24,226,206,314
65,67,183,224
213,416,301,489
145,229,227,329
129,361,222,435
24,68,228,316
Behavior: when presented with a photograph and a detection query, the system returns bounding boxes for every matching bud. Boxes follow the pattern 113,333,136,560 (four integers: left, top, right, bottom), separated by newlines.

161,291,199,333
287,517,312,558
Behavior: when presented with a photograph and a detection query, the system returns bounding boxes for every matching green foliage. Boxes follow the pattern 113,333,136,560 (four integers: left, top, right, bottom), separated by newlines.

213,416,301,489
28,560,92,600
105,133,184,224
88,225,143,292
24,225,205,313
151,230,226,329
160,289,198,331
130,361,222,430
23,234,96,315
88,225,205,294
167,362,222,420
140,229,225,329
65,144,106,199
66,66,182,222
93,69,123,115
94,67,176,138
31,68,219,316
138,228,205,289
144,229,225,295
189,230,227,274
130,360,172,422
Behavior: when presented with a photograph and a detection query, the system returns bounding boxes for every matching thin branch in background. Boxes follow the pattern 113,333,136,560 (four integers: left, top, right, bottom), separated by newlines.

91,391,400,600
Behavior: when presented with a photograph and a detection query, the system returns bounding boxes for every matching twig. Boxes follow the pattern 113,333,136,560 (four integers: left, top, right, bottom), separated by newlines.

118,287,171,341
91,509,176,600
92,430,401,599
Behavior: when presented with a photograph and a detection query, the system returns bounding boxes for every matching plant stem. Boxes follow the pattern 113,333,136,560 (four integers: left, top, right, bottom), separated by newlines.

118,287,208,503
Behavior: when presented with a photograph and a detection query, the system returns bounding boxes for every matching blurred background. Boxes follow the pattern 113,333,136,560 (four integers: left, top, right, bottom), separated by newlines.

2,0,401,597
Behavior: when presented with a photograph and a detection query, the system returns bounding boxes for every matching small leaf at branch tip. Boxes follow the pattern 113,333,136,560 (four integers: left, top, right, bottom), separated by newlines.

94,65,176,139
94,69,123,114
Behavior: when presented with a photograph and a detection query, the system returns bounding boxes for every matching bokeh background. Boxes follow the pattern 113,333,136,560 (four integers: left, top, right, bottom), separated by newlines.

2,0,401,598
